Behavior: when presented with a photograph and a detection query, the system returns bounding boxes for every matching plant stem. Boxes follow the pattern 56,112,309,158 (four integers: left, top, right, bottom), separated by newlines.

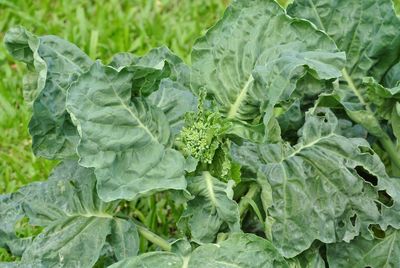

341,68,400,171
136,225,171,252
116,213,171,252
238,183,260,216
380,135,400,172
341,69,369,108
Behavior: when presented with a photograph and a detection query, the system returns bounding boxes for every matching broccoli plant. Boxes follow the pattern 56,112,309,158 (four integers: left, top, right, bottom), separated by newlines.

2,0,400,267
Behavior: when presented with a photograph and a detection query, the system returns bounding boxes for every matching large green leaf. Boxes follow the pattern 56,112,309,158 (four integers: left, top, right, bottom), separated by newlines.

191,0,344,141
178,172,240,243
288,0,400,84
327,228,400,268
66,62,186,201
4,27,93,159
288,0,400,173
0,161,139,267
232,109,394,257
109,233,289,268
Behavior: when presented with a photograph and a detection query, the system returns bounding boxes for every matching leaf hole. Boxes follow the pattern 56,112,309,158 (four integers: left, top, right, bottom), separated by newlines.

378,190,394,207
15,217,42,238
350,214,357,227
338,220,345,228
355,166,377,186
369,224,385,239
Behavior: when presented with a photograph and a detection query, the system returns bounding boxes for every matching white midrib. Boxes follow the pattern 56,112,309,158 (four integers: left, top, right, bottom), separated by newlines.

107,76,158,142
181,256,191,268
66,212,113,219
284,133,335,161
204,172,217,208
227,75,254,119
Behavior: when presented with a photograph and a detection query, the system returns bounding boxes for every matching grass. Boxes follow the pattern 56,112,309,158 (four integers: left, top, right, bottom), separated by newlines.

0,0,228,194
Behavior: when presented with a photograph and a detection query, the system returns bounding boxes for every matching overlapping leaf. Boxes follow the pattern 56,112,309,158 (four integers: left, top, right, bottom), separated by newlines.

288,0,400,84
148,78,197,136
191,0,344,141
364,77,400,139
109,46,189,96
288,0,400,173
66,62,186,201
4,27,93,159
232,109,393,257
178,172,240,243
110,233,289,268
0,161,139,267
327,228,400,268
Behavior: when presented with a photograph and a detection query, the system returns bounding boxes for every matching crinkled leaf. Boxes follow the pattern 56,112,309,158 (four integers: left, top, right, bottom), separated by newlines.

232,109,393,257
109,233,288,268
287,244,326,268
363,77,400,152
364,77,400,121
377,177,400,229
288,0,400,174
178,172,240,243
327,228,400,268
288,0,400,84
4,27,46,103
0,161,139,267
66,62,186,201
148,78,197,136
191,0,344,141
109,46,190,96
4,27,93,159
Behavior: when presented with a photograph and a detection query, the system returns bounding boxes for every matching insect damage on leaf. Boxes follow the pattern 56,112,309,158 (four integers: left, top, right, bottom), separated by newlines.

2,0,400,266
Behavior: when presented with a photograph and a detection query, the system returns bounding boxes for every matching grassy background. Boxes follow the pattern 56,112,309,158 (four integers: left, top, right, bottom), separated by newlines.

0,0,228,194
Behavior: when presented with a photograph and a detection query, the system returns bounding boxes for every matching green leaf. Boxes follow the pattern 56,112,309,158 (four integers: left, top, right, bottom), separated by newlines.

4,27,46,103
4,27,93,159
178,172,240,243
288,0,400,173
393,0,400,17
66,62,186,201
288,0,400,84
287,244,326,268
109,219,139,261
0,161,139,267
276,0,294,9
232,109,393,257
376,177,400,230
109,46,190,96
327,228,400,268
109,233,289,268
148,78,197,136
191,0,344,141
384,61,400,88
364,78,400,119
